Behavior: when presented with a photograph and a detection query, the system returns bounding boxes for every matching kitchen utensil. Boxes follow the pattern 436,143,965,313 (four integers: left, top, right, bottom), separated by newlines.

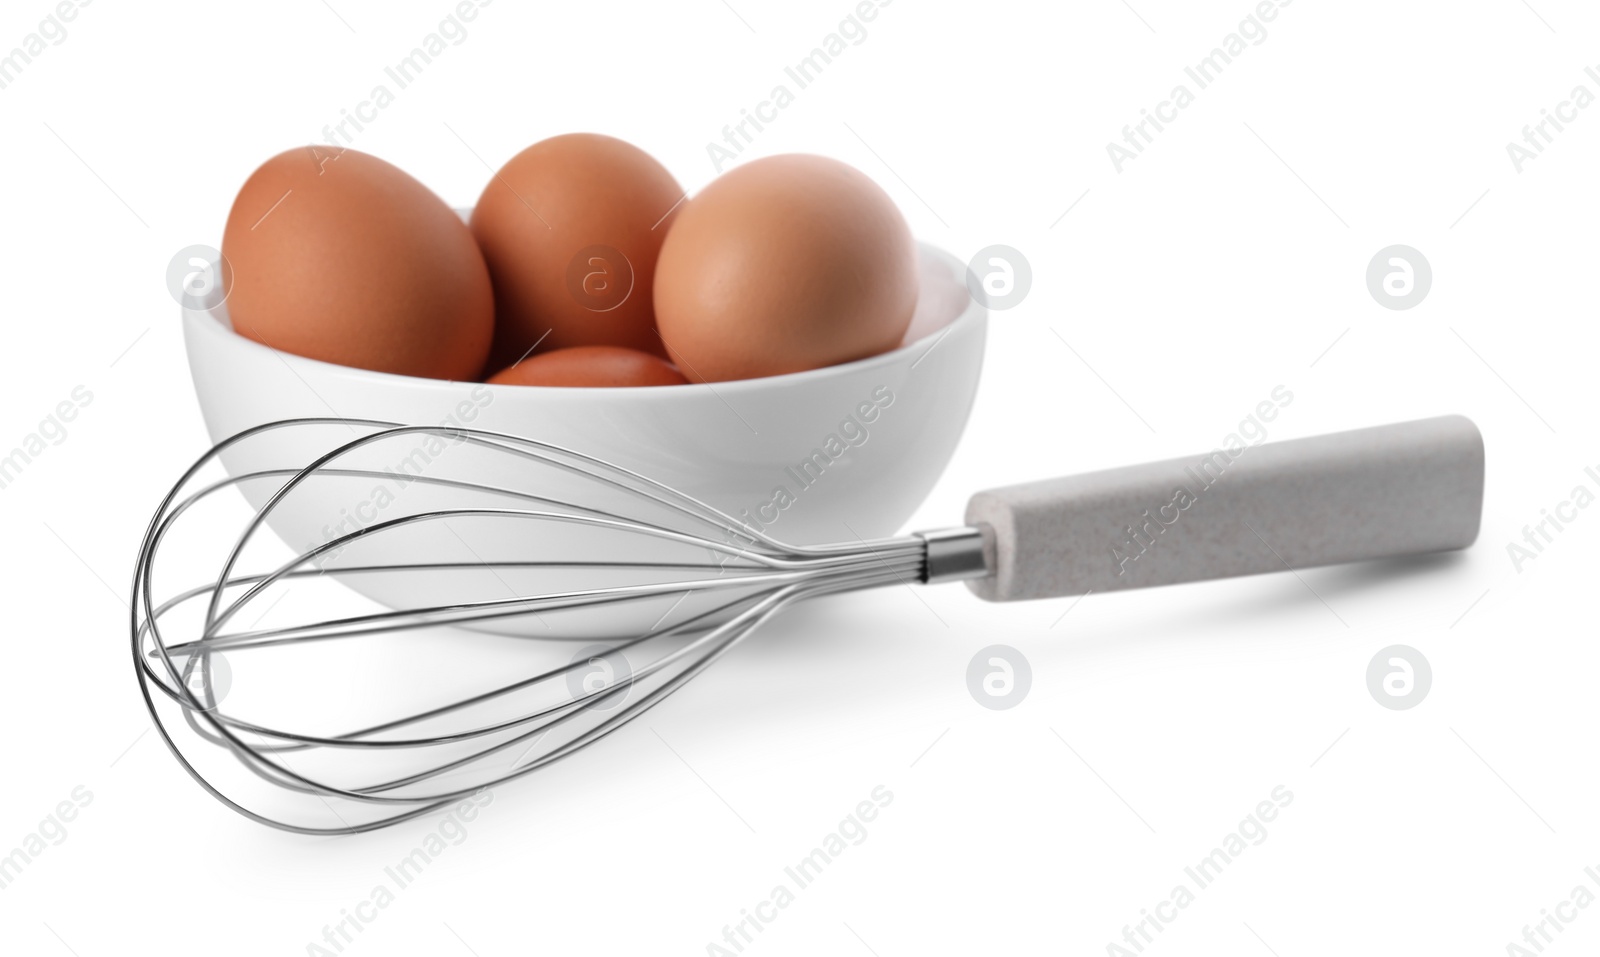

132,414,1482,833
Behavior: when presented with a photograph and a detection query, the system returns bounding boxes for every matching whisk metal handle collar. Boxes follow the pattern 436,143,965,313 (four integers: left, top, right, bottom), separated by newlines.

915,526,991,584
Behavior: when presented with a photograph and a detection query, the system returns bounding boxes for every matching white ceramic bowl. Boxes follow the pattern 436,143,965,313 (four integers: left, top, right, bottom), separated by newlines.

183,241,987,567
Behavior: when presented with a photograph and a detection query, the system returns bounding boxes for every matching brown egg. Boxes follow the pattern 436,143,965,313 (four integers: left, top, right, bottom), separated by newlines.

486,346,688,388
471,134,684,369
653,154,918,383
222,147,493,380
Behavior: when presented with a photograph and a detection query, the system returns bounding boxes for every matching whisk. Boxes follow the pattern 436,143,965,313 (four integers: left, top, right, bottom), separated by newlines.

132,414,1483,833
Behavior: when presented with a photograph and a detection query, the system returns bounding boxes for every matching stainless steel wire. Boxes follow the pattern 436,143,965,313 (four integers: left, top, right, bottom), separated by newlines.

132,419,928,834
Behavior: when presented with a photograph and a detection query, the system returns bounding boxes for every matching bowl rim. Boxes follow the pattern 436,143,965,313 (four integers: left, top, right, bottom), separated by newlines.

186,242,984,399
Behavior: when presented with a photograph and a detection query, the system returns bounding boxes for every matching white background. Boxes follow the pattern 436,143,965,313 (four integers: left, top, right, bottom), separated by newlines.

1,1,1597,954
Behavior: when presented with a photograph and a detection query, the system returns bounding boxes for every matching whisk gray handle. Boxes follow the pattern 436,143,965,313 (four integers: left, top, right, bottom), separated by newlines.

960,415,1484,602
